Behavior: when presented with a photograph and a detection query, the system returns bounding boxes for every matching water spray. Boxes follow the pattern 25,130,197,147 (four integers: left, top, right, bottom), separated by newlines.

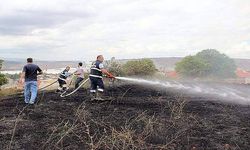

115,77,250,105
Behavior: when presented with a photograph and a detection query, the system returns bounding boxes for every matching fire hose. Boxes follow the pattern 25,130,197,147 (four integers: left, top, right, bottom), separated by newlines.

40,73,76,91
60,78,89,97
60,72,115,97
15,73,114,98
39,80,58,91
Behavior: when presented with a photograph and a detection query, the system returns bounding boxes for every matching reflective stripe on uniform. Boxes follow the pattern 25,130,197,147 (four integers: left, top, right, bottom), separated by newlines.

89,74,103,79
97,89,104,92
58,77,66,81
90,90,96,93
60,73,67,77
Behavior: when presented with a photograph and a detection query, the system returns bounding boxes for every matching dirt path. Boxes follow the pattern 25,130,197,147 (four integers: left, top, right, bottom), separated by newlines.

0,84,250,149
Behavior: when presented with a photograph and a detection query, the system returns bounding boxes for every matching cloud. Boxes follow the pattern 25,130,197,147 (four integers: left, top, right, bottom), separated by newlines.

0,0,250,61
0,6,95,35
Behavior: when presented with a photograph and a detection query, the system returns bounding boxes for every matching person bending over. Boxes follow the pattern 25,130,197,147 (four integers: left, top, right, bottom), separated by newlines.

56,66,71,93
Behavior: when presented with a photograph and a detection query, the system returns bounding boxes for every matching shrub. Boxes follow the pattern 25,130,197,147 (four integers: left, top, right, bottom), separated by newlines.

175,49,236,78
105,60,124,76
5,73,20,80
196,49,236,78
122,59,156,76
175,56,210,77
0,60,8,86
0,74,8,86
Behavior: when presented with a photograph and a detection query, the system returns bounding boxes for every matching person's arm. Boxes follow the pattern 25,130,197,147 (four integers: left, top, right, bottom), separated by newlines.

101,68,115,78
74,70,81,75
37,67,43,75
99,63,115,78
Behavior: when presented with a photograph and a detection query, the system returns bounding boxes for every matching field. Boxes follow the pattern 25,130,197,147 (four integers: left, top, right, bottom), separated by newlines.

0,83,250,149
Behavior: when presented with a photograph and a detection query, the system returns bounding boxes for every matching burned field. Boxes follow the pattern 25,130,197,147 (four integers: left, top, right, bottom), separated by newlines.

0,84,250,149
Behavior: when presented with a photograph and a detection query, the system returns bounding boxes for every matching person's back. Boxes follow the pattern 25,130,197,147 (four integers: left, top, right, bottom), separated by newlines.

23,63,42,82
74,62,85,89
19,58,42,104
76,66,84,78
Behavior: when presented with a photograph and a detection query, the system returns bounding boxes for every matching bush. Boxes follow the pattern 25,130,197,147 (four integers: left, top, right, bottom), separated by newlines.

122,59,156,76
196,49,236,78
175,56,209,77
5,73,20,80
175,49,236,78
0,60,2,69
105,60,124,76
0,60,8,86
0,74,8,86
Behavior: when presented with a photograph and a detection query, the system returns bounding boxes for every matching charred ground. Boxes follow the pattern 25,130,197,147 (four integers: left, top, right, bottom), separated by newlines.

0,84,250,149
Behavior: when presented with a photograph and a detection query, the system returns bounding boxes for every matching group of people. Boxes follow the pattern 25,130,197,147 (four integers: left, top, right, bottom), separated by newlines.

18,55,115,105
55,62,84,93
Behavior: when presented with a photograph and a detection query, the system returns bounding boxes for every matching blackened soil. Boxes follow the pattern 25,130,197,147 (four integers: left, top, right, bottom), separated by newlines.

0,84,250,150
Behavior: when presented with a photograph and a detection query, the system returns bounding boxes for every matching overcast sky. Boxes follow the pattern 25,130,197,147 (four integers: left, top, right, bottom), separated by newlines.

0,0,250,61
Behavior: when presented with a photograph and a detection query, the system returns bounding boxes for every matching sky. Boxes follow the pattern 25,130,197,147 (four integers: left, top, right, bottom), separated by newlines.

0,0,250,61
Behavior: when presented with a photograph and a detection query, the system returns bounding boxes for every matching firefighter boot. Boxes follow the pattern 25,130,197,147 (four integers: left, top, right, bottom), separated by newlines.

90,92,96,101
96,91,105,101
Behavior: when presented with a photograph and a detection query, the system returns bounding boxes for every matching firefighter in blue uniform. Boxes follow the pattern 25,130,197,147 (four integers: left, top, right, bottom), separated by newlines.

56,66,71,93
89,55,115,100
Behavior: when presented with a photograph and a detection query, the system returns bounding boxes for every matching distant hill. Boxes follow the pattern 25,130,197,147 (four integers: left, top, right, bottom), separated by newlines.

117,57,182,70
234,59,250,71
153,57,250,71
118,57,250,71
1,57,250,71
1,60,85,71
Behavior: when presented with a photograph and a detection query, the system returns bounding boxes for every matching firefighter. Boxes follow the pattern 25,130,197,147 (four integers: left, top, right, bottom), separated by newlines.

56,66,71,93
89,55,115,100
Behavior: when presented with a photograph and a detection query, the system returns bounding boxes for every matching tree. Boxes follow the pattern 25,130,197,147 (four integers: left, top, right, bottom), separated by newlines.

175,49,236,78
175,56,209,77
196,49,236,78
122,59,156,76
0,59,3,69
0,60,8,86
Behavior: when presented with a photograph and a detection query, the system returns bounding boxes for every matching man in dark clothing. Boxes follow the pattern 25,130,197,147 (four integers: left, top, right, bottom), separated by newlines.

19,58,43,104
56,66,71,93
89,55,115,100
74,62,84,89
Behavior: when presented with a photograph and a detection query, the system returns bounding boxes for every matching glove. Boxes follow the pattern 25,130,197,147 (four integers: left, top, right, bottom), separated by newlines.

107,72,115,79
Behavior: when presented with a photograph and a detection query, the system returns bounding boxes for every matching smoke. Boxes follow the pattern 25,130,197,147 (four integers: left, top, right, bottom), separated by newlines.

116,77,250,105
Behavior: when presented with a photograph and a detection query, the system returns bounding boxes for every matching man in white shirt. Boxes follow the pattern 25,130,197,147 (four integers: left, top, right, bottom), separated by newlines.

74,62,84,89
